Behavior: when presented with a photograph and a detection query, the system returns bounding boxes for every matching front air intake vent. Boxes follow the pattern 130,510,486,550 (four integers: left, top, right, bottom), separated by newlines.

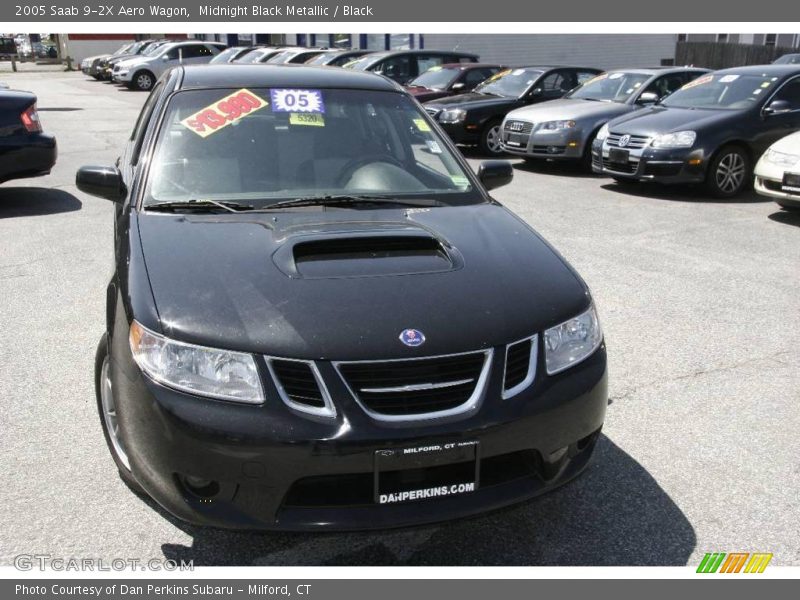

502,335,538,399
268,358,335,418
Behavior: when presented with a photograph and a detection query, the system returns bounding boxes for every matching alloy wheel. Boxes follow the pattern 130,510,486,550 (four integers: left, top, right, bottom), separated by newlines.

100,356,130,471
136,73,153,91
485,124,503,154
715,151,746,195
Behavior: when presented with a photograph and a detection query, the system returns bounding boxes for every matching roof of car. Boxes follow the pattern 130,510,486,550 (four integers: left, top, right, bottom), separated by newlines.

436,62,505,70
177,64,402,91
367,49,479,58
605,67,709,75
714,64,800,76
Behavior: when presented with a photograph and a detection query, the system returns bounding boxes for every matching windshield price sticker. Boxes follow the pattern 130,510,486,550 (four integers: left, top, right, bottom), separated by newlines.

681,75,714,90
289,113,325,127
270,89,325,113
719,74,740,83
180,89,268,138
413,118,432,132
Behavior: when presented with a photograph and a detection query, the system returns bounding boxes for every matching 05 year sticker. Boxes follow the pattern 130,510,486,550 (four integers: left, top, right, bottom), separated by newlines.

181,89,268,138
270,89,325,113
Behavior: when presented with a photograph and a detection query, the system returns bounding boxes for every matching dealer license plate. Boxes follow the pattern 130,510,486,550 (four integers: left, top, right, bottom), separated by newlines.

374,441,479,504
608,147,630,164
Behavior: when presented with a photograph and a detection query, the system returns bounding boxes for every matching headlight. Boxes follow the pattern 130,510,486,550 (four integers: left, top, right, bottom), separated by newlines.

651,130,696,149
596,123,610,141
763,148,800,168
439,109,466,124
129,321,264,404
540,120,577,131
543,305,603,375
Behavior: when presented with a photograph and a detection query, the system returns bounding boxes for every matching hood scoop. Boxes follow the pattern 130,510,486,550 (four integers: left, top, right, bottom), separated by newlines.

274,230,463,279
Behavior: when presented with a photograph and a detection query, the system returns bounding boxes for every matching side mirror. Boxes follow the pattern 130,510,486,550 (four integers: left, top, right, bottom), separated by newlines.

477,160,513,191
76,165,127,203
764,99,792,115
638,91,659,105
451,82,465,91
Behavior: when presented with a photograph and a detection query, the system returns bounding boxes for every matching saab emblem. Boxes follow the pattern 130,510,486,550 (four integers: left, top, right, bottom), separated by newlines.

399,329,426,347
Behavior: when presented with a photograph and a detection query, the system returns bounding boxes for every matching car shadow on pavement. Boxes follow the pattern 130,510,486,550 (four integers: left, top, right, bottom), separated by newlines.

599,181,770,204
153,435,696,566
512,158,599,179
0,187,82,218
767,209,800,227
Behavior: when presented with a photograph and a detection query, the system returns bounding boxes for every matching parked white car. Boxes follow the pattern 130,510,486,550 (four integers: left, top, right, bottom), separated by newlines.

112,41,225,91
754,130,800,210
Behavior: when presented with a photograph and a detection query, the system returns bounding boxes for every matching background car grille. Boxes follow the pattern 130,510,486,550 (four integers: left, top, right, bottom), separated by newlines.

270,359,326,409
602,158,639,174
337,352,488,417
503,338,533,393
607,132,651,149
504,120,534,134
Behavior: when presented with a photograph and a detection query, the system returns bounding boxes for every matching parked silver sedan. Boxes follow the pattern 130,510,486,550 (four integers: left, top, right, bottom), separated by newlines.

500,67,709,167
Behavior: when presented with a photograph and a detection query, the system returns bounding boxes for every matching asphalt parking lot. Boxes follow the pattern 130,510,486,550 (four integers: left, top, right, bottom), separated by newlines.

1,68,798,567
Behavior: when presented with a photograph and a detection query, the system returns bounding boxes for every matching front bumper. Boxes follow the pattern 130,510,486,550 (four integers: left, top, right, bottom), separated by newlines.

437,121,481,145
754,157,800,208
109,323,608,531
501,125,586,160
591,138,706,183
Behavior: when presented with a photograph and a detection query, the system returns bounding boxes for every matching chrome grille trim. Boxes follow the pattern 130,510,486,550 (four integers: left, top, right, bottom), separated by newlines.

502,334,539,400
607,132,651,149
265,356,337,419
504,120,534,134
333,349,494,423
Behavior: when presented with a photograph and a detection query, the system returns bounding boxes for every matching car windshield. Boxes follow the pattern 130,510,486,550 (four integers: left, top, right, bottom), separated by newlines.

306,52,337,65
409,67,460,90
238,49,270,63
267,51,295,63
142,42,165,56
144,88,482,208
568,72,652,102
774,54,800,65
210,47,242,64
474,68,542,98
660,73,780,110
346,53,388,70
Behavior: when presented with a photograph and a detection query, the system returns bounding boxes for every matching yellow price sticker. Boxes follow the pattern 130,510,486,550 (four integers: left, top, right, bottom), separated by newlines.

289,113,325,127
413,118,431,132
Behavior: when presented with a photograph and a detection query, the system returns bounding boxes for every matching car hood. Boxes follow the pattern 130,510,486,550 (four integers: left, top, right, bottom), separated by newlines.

425,92,516,111
507,98,632,122
136,204,588,360
606,106,736,136
767,130,800,153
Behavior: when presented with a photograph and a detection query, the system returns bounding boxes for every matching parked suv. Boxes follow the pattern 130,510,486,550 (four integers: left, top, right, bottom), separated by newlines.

592,65,800,197
345,50,479,85
425,66,601,155
501,67,709,167
113,41,226,90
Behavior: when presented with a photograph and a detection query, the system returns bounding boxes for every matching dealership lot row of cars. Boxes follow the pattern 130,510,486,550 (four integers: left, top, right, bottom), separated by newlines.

74,40,800,206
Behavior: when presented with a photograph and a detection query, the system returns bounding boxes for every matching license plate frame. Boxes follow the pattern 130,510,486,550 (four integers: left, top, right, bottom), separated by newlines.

504,133,527,147
781,172,800,192
608,147,630,165
374,441,479,505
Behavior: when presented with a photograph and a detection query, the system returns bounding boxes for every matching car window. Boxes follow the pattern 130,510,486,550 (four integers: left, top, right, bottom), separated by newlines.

131,81,165,164
376,56,412,82
576,70,599,84
474,68,544,98
181,45,212,59
462,69,492,87
417,55,446,73
540,70,577,94
145,88,483,207
772,77,800,110
162,46,179,60
661,73,782,110
643,74,687,99
409,66,459,90
568,71,653,103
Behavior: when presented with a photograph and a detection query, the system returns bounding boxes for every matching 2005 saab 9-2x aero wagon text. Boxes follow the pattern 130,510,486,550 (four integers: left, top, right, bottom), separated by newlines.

76,65,607,531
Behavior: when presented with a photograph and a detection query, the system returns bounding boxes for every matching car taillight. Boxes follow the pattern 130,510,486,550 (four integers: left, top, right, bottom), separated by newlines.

21,104,41,133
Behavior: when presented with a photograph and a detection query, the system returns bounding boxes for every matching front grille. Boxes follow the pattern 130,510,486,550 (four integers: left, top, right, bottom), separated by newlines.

337,351,490,418
607,132,651,149
643,162,682,177
503,338,534,395
504,120,534,134
602,157,638,174
269,358,333,416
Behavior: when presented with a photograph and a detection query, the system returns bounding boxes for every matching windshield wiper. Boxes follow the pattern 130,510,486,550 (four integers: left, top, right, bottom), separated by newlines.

144,199,256,213
257,194,442,211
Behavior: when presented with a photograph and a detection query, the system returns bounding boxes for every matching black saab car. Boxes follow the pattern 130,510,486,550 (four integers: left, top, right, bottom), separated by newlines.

77,65,606,531
0,89,56,183
592,65,800,197
425,66,602,156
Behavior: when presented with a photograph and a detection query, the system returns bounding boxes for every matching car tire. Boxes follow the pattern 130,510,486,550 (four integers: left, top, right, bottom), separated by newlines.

95,334,145,496
132,70,155,92
705,144,751,198
479,119,505,156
